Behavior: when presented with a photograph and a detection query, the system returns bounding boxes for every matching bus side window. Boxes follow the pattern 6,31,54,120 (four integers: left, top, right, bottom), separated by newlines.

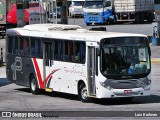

30,38,41,57
64,41,68,61
31,38,35,56
79,42,86,63
19,37,23,55
19,37,29,56
8,36,13,54
68,41,73,62
74,41,86,63
54,40,63,61
64,41,73,62
54,40,58,60
23,38,29,56
74,42,79,62
35,39,41,57
9,36,18,55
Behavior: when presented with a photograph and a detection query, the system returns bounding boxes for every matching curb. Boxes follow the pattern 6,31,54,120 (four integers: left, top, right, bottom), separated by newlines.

151,58,160,64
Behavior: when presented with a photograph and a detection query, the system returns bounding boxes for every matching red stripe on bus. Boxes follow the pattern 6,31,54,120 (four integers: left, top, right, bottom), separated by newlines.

33,58,44,89
45,69,60,86
15,30,21,35
45,74,52,85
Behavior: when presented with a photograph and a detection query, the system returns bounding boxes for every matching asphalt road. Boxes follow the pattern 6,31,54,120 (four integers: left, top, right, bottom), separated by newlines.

0,64,160,119
0,19,160,119
68,18,153,36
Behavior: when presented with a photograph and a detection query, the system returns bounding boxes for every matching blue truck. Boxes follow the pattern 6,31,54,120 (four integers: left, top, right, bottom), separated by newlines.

83,0,114,26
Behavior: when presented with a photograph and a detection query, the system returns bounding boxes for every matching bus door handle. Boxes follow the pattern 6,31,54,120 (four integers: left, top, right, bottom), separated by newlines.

58,78,61,79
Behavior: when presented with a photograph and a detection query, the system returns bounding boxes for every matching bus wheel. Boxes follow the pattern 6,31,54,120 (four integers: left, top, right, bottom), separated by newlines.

30,75,40,95
78,84,90,102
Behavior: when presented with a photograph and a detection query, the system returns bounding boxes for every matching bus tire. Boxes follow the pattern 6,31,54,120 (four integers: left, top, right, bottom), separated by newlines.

29,74,40,95
78,83,90,102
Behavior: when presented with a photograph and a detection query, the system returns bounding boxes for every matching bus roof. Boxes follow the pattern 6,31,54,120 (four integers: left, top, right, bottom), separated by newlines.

6,24,147,42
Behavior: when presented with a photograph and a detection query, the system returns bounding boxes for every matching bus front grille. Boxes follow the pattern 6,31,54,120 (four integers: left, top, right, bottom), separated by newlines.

113,91,140,96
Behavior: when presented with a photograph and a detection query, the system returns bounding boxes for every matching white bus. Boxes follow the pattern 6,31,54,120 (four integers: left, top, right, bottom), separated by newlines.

6,24,151,102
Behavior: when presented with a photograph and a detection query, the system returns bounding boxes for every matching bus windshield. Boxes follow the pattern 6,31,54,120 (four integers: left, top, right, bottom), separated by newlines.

100,37,151,79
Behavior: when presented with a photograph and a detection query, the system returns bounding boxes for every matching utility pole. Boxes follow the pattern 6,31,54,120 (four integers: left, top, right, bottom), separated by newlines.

60,0,68,24
16,0,29,27
16,0,25,27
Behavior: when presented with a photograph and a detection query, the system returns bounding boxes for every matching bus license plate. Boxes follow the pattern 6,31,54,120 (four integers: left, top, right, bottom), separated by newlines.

124,90,132,93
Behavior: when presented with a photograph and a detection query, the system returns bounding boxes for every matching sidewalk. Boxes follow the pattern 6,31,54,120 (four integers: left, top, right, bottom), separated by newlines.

150,45,160,63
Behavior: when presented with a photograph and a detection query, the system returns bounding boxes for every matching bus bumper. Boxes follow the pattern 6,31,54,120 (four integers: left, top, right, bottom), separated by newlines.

96,85,151,98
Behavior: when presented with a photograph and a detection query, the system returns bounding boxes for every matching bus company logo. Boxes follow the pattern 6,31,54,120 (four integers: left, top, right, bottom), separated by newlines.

2,112,11,118
11,57,22,80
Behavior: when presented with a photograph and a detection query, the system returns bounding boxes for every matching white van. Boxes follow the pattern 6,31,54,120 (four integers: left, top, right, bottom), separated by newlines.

69,0,85,17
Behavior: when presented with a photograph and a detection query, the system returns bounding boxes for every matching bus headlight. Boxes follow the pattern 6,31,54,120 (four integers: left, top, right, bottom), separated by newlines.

100,82,112,90
137,77,151,88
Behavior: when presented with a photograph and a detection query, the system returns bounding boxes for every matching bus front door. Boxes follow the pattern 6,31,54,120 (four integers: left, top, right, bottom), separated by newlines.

43,42,53,90
87,46,96,96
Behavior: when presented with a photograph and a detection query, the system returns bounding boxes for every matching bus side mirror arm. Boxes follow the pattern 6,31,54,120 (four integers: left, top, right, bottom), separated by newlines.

149,47,151,56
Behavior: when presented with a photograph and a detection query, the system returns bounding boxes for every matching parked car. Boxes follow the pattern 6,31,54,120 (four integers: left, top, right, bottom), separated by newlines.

50,7,61,18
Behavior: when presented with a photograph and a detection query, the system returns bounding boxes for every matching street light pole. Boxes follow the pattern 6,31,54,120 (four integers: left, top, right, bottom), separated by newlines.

16,0,25,27
16,0,29,27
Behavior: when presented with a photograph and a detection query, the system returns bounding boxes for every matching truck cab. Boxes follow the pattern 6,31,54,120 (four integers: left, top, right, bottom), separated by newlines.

69,0,85,18
83,0,114,25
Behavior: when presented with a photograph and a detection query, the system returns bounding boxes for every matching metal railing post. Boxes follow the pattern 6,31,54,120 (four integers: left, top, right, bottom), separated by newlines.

0,48,3,66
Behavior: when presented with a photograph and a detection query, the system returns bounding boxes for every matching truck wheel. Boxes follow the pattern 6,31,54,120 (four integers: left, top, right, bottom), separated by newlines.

29,74,40,95
78,83,90,102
